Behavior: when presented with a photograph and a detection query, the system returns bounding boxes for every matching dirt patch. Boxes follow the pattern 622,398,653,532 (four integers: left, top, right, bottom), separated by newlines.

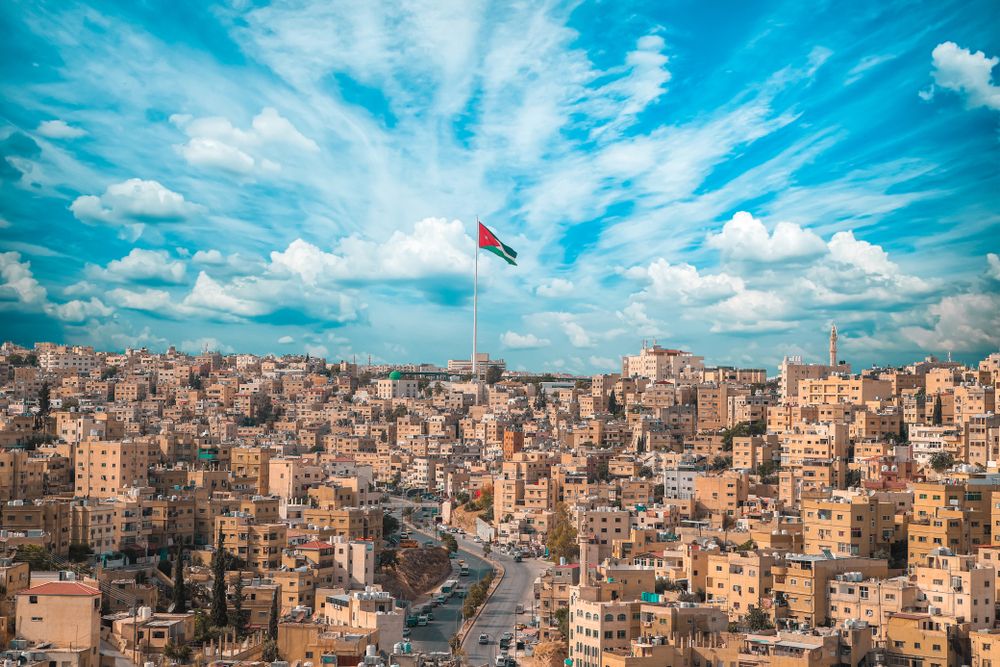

522,640,568,667
450,504,484,533
375,546,452,603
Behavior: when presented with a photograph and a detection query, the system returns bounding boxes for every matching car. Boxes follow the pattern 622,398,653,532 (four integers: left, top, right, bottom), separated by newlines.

478,633,490,645
402,628,411,639
501,632,513,642
417,615,428,626
474,536,483,543
515,604,524,614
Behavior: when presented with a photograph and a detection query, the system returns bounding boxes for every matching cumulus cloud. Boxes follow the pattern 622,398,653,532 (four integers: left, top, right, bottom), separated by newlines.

86,248,187,284
987,253,1000,280
536,278,574,298
901,292,1000,351
1,252,113,323
36,120,87,139
925,41,1000,110
706,211,826,263
0,252,48,305
827,230,897,276
705,289,794,334
70,179,203,233
500,331,550,349
277,335,295,344
171,107,317,174
588,355,617,369
624,258,743,304
269,217,472,283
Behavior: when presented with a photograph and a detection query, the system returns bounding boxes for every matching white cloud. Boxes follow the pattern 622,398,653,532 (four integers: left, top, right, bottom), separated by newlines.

107,287,175,312
706,211,826,263
536,278,574,298
987,253,1000,280
827,231,897,276
36,119,87,139
183,272,272,318
180,137,256,174
705,290,794,334
0,218,9,229
277,335,295,344
901,292,1000,351
625,258,743,304
49,297,113,322
615,302,661,336
304,343,329,357
0,252,48,304
87,248,186,283
927,41,1000,111
269,217,472,283
70,179,203,230
500,331,550,349
172,107,317,174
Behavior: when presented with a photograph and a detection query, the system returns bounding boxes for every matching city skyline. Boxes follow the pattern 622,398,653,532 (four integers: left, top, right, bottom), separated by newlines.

2,1,999,373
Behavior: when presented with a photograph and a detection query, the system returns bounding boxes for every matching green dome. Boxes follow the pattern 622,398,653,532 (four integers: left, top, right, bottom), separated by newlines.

388,370,402,380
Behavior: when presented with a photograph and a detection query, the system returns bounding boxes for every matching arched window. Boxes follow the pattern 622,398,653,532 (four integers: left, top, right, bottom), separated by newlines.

604,613,614,621
617,613,626,621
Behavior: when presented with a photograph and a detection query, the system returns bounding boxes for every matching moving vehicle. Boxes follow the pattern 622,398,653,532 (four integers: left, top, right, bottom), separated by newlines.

460,564,470,576
515,604,524,614
442,580,458,594
417,615,429,626
399,539,420,549
402,628,411,639
405,615,418,627
513,553,522,562
478,633,490,645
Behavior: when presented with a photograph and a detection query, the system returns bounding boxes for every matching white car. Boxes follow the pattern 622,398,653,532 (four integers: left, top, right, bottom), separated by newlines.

478,633,490,645
474,536,483,543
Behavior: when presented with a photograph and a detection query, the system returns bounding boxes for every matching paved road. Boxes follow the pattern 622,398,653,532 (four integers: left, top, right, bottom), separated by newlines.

385,503,493,655
384,496,547,666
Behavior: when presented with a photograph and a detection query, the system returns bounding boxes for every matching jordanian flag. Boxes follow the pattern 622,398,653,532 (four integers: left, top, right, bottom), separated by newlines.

478,221,517,266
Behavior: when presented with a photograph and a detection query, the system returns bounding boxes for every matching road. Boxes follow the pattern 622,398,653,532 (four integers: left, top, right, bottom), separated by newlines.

385,497,547,666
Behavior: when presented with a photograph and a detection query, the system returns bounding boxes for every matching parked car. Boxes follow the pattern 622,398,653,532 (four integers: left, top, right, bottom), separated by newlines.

478,633,490,645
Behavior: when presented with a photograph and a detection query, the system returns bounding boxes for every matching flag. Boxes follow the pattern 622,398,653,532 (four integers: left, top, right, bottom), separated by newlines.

478,221,517,266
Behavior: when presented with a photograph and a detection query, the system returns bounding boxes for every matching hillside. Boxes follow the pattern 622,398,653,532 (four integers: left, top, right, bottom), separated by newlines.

376,546,452,602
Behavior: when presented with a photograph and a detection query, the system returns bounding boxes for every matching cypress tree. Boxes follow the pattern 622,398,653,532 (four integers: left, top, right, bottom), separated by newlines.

932,395,943,426
210,528,228,628
172,546,187,613
230,571,248,638
268,591,279,641
608,390,620,416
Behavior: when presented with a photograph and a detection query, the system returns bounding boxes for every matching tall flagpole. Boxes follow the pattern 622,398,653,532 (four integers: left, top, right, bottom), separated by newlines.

472,218,479,386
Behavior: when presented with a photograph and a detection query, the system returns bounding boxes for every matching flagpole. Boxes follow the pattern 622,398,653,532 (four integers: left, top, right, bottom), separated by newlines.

472,217,479,391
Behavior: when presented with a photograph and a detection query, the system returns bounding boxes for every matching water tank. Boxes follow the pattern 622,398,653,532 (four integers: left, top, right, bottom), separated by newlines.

366,646,376,657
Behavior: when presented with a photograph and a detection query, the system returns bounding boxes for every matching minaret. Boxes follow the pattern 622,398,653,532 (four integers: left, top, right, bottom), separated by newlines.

829,324,838,367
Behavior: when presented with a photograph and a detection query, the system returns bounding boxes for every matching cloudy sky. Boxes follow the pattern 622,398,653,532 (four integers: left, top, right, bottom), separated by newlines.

1,1,998,374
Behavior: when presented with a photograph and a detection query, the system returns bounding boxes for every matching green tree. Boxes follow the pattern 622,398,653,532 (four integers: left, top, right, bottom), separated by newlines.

261,640,279,663
482,543,492,558
172,547,188,613
211,529,229,628
608,390,620,416
230,572,248,638
930,451,955,472
742,605,773,631
268,591,279,641
14,544,56,571
554,606,570,642
485,365,503,385
37,382,51,416
68,542,93,562
546,503,579,564
442,534,458,553
844,468,863,488
932,395,943,425
164,641,192,664
756,460,780,484
383,512,400,536
710,456,732,471
534,385,547,410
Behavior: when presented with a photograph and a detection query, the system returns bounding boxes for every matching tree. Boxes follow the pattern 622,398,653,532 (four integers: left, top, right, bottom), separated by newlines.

844,468,863,488
485,365,503,385
14,544,56,571
554,607,570,642
534,385,547,410
164,641,192,664
742,605,773,631
482,543,492,558
172,547,188,613
211,529,229,628
261,640,279,663
383,512,400,536
720,420,766,451
546,503,579,564
68,542,93,562
932,395,943,425
378,549,398,570
38,382,51,417
608,390,620,416
442,534,458,553
710,456,732,471
637,465,654,479
756,460,780,484
230,572,248,638
268,591,279,641
930,451,955,472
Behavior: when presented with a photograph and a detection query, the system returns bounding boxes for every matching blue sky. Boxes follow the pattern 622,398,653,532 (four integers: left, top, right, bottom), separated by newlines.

1,0,999,374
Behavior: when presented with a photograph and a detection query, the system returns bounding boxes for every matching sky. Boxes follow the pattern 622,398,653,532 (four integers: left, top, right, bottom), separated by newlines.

1,0,999,375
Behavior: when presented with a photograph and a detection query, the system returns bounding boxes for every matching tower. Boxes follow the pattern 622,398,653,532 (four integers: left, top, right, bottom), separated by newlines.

829,324,838,367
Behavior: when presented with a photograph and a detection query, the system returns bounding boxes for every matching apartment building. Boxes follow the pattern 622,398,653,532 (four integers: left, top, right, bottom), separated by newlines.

802,495,896,558
771,554,889,627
